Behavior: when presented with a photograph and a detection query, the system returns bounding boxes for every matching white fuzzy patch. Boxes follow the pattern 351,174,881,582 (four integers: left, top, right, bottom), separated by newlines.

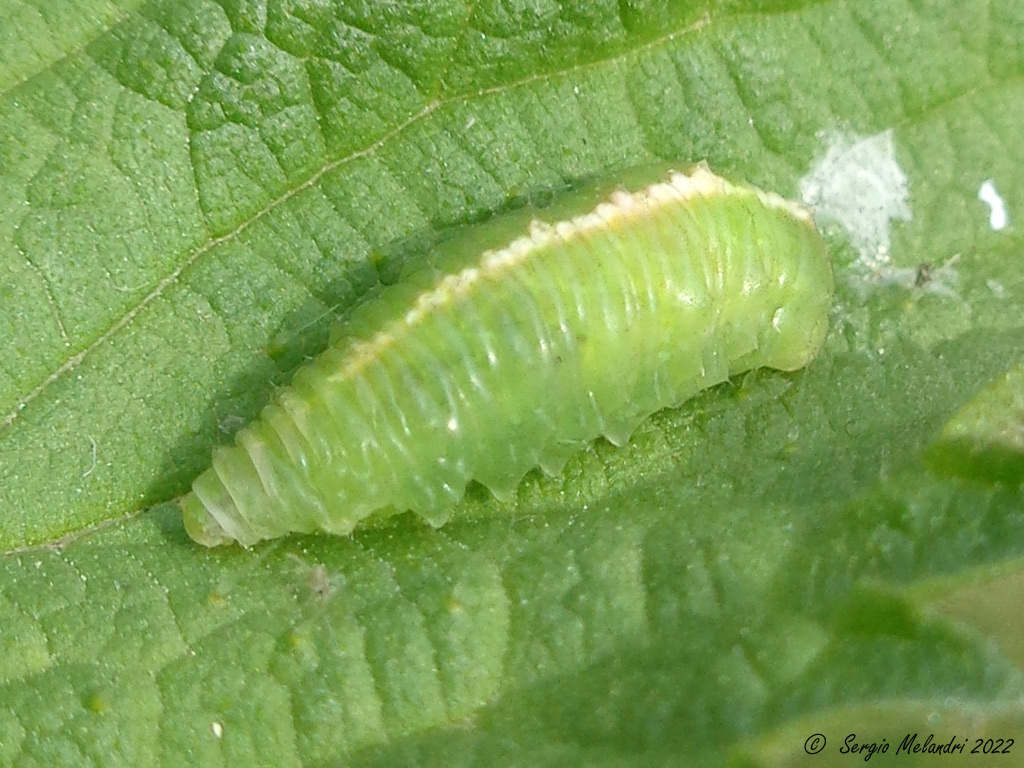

800,129,963,298
799,129,912,270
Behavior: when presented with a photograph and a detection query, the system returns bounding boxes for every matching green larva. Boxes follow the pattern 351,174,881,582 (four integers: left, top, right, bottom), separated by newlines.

182,163,833,547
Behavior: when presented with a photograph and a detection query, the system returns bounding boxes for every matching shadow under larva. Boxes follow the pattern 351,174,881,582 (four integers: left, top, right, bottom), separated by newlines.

181,162,834,547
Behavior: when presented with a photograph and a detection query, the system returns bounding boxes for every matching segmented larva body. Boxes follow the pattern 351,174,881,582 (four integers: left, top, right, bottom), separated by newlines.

182,163,833,547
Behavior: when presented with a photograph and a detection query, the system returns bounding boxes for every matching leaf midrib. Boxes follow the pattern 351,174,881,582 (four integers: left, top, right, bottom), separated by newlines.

0,13,712,439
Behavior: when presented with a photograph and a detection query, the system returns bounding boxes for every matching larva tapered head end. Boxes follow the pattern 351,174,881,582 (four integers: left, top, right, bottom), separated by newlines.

181,492,234,547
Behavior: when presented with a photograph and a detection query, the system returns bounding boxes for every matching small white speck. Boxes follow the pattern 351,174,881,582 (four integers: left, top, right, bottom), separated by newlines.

675,291,694,306
978,179,1008,231
771,307,784,330
987,279,1006,297
447,418,458,432
212,721,224,739
573,85,579,95
82,435,98,478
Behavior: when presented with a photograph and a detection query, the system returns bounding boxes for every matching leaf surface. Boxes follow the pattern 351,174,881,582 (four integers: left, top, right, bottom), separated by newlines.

2,0,1024,765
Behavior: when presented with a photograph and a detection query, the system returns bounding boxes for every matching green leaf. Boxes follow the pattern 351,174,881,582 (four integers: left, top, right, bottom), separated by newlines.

929,361,1024,484
2,0,1024,765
